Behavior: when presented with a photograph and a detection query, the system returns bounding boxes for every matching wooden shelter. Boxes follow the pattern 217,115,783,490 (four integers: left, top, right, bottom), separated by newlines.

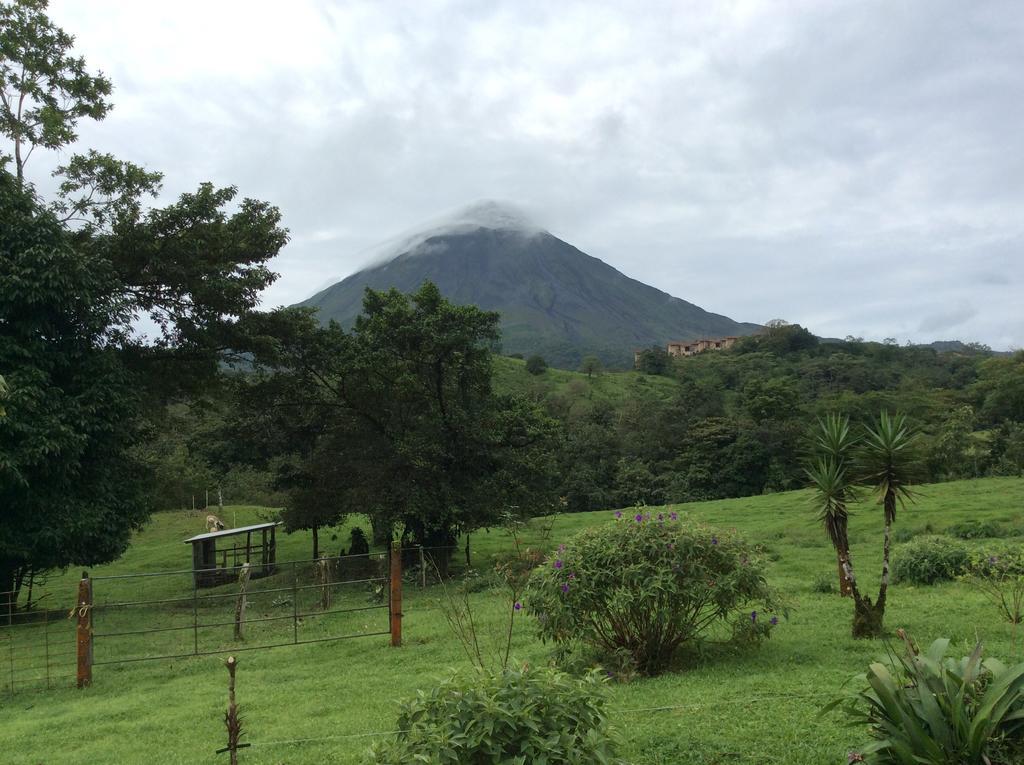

184,522,279,588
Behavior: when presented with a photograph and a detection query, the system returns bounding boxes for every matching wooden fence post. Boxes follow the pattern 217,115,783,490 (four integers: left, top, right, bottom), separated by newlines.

390,542,402,647
234,563,251,641
217,656,249,763
76,571,92,688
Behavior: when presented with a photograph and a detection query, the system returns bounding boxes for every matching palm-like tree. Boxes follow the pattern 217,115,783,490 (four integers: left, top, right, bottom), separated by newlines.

806,414,858,597
855,411,919,636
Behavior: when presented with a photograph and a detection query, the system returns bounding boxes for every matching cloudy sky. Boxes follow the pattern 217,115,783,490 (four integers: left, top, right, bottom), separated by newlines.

35,0,1024,348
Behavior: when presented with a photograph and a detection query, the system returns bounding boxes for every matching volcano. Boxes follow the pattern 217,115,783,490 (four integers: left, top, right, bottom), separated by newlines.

300,201,759,368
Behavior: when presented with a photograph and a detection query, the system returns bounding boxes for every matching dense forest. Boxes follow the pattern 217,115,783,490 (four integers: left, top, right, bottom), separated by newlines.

142,321,1024,521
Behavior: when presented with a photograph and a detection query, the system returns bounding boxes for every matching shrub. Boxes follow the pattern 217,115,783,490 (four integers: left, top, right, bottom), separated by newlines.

525,354,547,375
363,667,625,765
893,536,969,585
347,526,370,555
964,546,1024,624
525,513,777,675
825,636,1024,764
946,520,1004,540
892,527,915,544
811,572,836,594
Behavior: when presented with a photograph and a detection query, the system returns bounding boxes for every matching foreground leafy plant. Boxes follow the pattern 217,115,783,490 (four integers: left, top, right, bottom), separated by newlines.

825,633,1024,764
363,666,624,764
526,514,778,675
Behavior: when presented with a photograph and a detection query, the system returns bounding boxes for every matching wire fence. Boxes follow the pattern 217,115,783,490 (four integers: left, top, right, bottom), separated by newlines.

0,545,465,695
0,595,78,694
90,553,393,666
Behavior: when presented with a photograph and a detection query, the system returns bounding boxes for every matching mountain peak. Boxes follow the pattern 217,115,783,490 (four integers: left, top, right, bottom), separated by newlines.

303,203,760,367
359,199,543,268
442,200,539,232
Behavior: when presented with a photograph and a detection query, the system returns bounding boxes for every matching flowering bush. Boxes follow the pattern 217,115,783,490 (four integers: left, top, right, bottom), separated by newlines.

525,512,778,675
363,666,625,764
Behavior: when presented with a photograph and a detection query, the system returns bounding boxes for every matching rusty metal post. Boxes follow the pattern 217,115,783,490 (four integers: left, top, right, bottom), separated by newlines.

76,571,92,688
419,545,426,589
390,542,402,647
44,606,50,689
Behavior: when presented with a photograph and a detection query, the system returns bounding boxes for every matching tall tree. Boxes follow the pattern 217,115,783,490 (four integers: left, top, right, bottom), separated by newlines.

238,282,560,566
0,0,112,182
0,171,145,600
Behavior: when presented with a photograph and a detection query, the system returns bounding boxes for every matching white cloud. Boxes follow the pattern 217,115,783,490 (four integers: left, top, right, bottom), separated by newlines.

29,0,1024,349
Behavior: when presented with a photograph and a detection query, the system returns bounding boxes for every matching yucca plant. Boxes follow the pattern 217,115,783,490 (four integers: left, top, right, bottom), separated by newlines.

825,635,1024,764
854,411,920,637
806,413,859,597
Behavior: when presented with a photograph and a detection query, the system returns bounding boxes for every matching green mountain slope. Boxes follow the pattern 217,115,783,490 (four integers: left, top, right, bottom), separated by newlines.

300,202,760,368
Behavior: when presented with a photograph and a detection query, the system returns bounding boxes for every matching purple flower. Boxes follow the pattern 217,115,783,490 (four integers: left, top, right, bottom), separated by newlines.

657,513,664,522
561,583,570,593
635,514,643,522
769,616,778,626
514,602,522,611
670,512,678,521
568,572,575,580
615,510,622,519
554,559,563,569
751,611,758,623
989,556,999,565
711,536,718,546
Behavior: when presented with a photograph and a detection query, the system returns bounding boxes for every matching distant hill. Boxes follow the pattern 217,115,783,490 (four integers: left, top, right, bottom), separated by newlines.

299,201,760,368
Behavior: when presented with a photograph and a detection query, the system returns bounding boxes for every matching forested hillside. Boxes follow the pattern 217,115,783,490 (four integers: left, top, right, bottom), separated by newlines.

142,322,1024,518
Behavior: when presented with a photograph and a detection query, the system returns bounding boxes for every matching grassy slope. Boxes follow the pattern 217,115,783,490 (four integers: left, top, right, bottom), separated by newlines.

492,354,680,405
2,477,1023,764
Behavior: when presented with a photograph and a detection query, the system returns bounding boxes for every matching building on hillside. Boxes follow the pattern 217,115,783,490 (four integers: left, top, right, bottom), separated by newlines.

668,336,738,357
633,336,739,367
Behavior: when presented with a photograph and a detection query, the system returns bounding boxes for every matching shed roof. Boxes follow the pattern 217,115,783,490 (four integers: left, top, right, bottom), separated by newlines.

183,522,280,544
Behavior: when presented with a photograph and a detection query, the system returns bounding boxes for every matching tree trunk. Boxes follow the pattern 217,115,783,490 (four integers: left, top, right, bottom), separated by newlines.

836,550,853,597
404,522,455,578
852,593,884,639
876,490,896,616
311,526,319,561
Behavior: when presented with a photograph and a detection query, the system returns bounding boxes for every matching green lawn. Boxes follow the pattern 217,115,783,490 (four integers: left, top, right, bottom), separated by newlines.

2,477,1023,764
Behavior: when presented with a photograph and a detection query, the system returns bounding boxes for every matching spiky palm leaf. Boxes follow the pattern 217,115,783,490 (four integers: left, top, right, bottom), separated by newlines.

806,456,854,553
859,411,920,520
807,414,859,547
813,412,858,461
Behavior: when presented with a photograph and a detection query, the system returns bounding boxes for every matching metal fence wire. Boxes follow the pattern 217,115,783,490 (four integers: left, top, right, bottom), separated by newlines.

89,553,392,666
0,545,468,695
0,596,77,694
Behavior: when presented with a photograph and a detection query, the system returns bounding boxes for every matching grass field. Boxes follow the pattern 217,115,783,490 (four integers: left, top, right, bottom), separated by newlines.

2,477,1023,764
